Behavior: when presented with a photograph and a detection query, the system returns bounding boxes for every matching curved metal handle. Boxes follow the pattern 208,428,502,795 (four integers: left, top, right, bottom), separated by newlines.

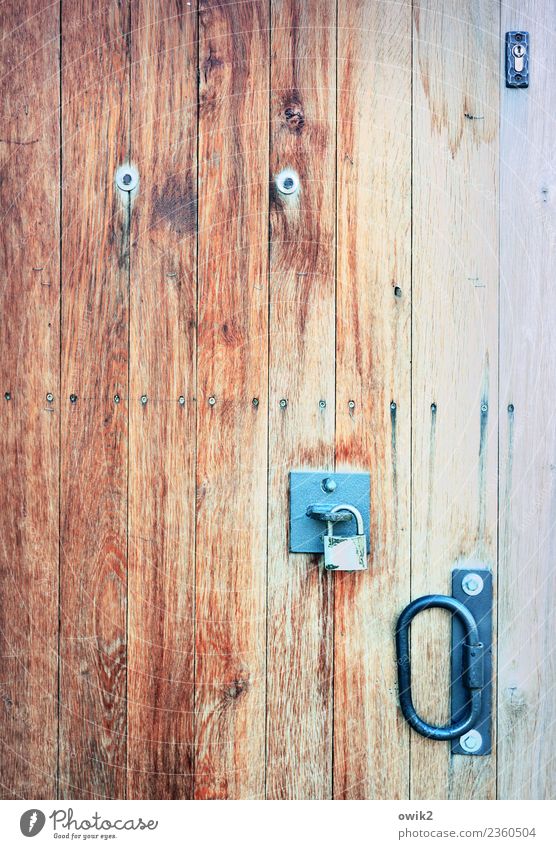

395,595,484,741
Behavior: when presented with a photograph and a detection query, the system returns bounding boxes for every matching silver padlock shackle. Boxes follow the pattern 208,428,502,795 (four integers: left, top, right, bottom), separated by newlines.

328,503,364,535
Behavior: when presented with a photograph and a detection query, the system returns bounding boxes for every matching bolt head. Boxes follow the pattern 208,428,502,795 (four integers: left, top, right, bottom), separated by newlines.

459,729,482,753
275,169,299,196
116,164,139,192
322,477,337,493
462,572,484,596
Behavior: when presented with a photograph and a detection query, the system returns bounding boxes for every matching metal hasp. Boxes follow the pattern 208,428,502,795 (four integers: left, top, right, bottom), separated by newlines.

395,568,492,755
506,31,529,88
289,471,370,554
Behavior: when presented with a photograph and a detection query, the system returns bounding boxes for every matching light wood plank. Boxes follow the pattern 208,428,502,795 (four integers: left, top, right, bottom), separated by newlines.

334,0,412,800
195,0,269,799
59,0,130,799
127,0,197,799
0,0,60,799
411,0,499,800
266,0,336,799
498,0,556,800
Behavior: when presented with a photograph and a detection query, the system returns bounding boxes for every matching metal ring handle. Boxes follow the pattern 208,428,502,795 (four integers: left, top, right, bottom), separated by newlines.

395,595,483,741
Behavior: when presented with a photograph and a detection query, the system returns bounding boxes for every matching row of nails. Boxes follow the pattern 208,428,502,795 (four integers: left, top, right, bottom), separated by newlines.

3,393,507,412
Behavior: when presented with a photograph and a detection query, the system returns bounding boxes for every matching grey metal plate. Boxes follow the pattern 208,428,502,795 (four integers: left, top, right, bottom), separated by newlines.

289,471,371,553
451,568,493,755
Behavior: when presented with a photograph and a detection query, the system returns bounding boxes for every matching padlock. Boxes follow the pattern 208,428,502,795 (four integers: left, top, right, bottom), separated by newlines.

323,504,367,571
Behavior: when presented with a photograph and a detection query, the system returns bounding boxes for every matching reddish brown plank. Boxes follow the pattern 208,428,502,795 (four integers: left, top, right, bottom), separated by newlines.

0,0,60,800
411,0,498,800
266,0,336,799
59,0,130,799
127,0,197,799
195,0,269,799
334,0,412,799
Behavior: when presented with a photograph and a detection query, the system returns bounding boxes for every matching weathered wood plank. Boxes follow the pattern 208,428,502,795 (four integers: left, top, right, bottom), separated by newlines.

266,0,336,799
195,0,269,799
59,0,130,799
127,0,197,799
498,0,556,801
411,0,498,799
0,0,60,800
334,0,412,800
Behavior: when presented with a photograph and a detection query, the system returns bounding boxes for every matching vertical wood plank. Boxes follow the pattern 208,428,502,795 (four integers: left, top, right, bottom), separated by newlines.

0,0,59,799
59,0,130,798
195,0,269,799
334,0,412,799
411,0,498,799
499,0,556,800
127,1,197,799
266,0,336,799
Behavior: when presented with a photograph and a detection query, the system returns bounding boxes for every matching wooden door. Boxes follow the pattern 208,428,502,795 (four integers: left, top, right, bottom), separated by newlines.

1,0,554,800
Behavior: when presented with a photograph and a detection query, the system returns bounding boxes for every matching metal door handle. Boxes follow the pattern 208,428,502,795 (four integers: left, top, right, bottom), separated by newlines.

395,595,484,741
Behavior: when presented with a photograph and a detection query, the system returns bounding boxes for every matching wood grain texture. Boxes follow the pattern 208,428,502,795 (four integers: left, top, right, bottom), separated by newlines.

127,0,197,799
195,0,269,799
411,0,498,800
59,0,130,798
266,0,336,800
334,0,412,800
0,0,59,800
498,0,556,801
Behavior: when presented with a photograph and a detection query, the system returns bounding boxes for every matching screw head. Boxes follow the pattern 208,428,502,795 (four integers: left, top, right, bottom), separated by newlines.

279,398,287,409
319,399,326,409
348,400,355,410
481,403,488,413
179,396,185,406
459,729,483,753
462,572,484,596
275,169,299,196
4,391,11,401
114,394,120,404
69,394,77,404
208,396,216,406
140,394,148,405
115,164,139,192
46,392,54,403
252,397,259,407
322,477,337,494
390,401,397,411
